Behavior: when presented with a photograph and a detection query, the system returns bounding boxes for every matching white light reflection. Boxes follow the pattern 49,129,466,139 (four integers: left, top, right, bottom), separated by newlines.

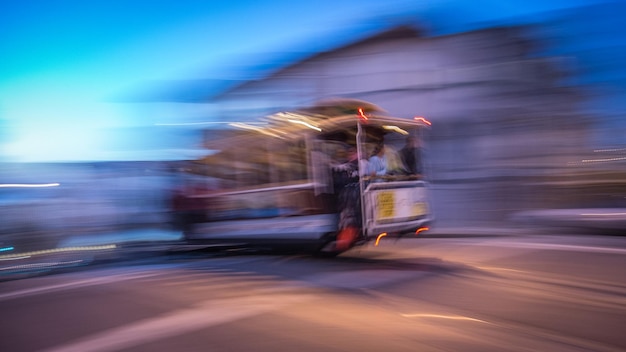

0,183,60,188
580,212,626,216
581,157,626,163
0,244,117,260
154,122,234,126
286,119,322,132
270,112,322,132
475,266,526,273
0,260,84,271
0,256,31,261
401,313,491,324
594,148,626,153
228,123,285,138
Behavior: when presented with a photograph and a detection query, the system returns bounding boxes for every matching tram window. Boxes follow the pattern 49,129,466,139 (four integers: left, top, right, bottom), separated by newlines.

269,139,307,183
198,129,310,190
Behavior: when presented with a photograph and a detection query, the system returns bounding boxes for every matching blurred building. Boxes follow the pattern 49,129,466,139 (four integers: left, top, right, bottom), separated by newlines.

202,24,605,227
0,161,178,251
4,3,624,242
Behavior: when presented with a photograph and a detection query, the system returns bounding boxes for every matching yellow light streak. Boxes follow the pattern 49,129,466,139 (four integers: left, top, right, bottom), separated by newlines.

270,112,322,130
375,233,388,246
287,119,322,132
228,123,284,138
382,125,408,135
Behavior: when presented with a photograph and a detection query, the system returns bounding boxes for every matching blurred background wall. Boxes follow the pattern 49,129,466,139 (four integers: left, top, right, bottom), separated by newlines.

0,162,177,251
205,22,624,228
2,1,625,248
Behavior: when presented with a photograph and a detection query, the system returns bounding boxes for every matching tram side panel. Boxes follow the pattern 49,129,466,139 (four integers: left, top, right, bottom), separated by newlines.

363,180,432,239
186,185,339,245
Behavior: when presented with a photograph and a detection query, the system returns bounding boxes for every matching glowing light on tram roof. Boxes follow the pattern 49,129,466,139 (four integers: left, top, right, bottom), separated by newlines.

272,112,309,119
414,116,432,126
357,108,368,121
286,119,322,132
382,125,409,135
228,123,285,138
268,112,322,132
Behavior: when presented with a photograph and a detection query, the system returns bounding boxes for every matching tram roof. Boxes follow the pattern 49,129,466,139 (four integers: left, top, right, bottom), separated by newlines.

205,113,427,142
200,99,430,150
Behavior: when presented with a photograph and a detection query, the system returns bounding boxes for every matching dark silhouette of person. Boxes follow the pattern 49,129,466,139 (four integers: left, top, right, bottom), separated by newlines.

332,146,361,251
400,136,422,175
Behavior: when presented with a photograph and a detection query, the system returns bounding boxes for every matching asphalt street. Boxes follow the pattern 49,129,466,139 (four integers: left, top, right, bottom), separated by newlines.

1,234,624,352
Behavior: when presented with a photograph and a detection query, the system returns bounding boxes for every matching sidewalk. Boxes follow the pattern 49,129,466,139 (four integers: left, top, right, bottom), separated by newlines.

6,207,625,254
424,226,539,238
0,225,521,279
511,208,626,234
22,207,626,251
0,228,184,279
2,208,623,278
57,228,183,247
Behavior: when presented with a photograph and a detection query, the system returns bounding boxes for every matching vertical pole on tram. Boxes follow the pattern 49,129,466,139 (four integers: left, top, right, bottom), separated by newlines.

356,121,368,241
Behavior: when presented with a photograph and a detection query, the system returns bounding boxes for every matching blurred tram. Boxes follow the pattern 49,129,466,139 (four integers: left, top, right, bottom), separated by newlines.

175,99,433,255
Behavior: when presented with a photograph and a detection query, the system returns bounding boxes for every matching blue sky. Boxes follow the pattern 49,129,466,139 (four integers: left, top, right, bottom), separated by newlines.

0,0,619,162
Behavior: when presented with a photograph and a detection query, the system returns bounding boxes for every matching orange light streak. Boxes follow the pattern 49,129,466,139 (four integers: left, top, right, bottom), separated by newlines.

357,108,368,121
415,227,429,235
375,232,388,246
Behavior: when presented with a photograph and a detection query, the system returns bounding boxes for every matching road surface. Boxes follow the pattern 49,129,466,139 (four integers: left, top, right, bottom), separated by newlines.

1,234,625,351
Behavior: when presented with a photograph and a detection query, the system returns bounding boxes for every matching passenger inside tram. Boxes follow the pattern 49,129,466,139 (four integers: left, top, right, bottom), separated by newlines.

368,143,387,177
332,145,362,251
399,135,422,176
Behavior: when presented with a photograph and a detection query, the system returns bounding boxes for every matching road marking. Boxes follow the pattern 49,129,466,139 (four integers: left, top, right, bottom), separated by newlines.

401,313,491,324
42,294,311,352
0,255,31,261
0,259,84,271
474,266,527,273
466,241,626,254
0,245,116,260
0,272,161,301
